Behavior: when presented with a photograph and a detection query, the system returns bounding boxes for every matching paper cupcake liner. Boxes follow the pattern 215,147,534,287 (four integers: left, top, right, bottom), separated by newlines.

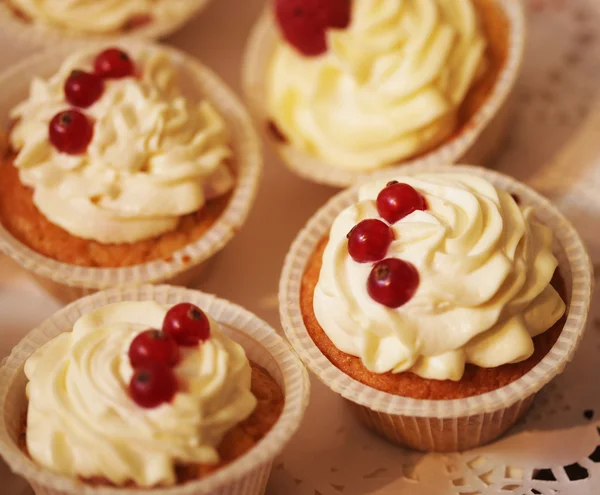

27,466,271,495
0,284,310,495
279,164,593,452
348,394,535,453
0,41,263,303
0,0,213,48
242,1,525,188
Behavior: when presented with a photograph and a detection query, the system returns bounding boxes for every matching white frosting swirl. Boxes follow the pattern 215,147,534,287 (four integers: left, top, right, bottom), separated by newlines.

10,0,195,33
24,301,257,487
10,48,233,244
268,0,487,171
314,174,566,381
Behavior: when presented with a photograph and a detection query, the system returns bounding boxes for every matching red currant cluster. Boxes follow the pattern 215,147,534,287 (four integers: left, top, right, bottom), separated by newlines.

127,302,211,409
346,181,425,308
274,0,351,56
49,48,136,156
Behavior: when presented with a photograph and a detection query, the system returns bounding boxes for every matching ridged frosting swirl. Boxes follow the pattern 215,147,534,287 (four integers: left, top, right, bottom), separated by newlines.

9,0,194,33
268,0,487,171
24,301,257,487
314,174,566,381
10,48,233,244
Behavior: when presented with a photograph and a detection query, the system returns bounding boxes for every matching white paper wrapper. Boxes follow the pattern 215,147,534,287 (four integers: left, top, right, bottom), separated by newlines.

0,0,213,47
279,164,593,452
242,1,525,188
0,284,310,495
0,41,263,303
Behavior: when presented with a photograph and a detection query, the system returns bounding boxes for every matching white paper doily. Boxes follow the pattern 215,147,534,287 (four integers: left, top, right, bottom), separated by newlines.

3,0,600,494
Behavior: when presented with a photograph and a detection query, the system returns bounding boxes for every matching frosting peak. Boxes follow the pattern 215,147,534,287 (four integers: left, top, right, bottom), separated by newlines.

268,0,487,171
10,48,233,244
24,301,256,487
313,174,566,381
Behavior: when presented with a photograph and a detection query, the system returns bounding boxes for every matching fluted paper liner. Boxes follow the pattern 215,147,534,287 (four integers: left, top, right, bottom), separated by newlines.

242,1,525,188
0,42,262,303
0,0,213,48
279,164,593,452
0,285,310,495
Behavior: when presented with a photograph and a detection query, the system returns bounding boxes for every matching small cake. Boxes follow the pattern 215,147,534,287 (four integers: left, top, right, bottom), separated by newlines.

265,0,509,172
303,174,566,399
0,46,235,268
279,166,592,452
23,300,284,488
5,0,201,34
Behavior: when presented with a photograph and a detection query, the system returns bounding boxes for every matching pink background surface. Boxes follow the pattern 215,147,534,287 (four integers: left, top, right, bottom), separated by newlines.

4,0,600,493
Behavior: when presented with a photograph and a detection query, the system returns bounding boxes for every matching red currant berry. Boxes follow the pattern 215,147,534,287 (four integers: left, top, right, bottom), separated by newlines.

48,110,94,155
162,303,211,347
367,258,419,308
275,0,351,56
376,181,427,224
129,364,178,409
347,219,394,263
128,329,180,368
94,48,135,79
64,70,104,108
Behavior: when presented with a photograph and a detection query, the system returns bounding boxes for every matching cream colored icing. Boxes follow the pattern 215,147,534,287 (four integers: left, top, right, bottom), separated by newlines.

313,174,566,381
10,48,233,244
10,0,195,33
268,0,488,171
24,301,257,487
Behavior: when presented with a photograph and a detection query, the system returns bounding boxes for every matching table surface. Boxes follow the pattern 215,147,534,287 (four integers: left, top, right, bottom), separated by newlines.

4,0,600,494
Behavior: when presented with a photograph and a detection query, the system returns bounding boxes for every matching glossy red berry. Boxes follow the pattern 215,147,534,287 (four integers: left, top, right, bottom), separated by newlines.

275,0,352,56
367,258,419,308
347,219,394,263
64,70,104,108
94,48,135,79
48,110,94,155
162,303,211,347
128,329,180,368
376,181,427,224
129,364,178,409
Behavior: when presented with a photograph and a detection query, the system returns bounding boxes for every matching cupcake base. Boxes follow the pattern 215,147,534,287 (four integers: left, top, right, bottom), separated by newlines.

279,164,591,455
0,285,310,495
0,157,233,269
299,235,568,451
349,394,535,452
301,237,568,401
244,0,523,187
0,42,263,303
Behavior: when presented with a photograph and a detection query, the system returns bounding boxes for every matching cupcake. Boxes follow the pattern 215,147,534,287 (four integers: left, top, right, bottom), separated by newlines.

0,42,262,302
279,164,592,452
243,0,525,187
0,0,213,46
0,285,309,494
